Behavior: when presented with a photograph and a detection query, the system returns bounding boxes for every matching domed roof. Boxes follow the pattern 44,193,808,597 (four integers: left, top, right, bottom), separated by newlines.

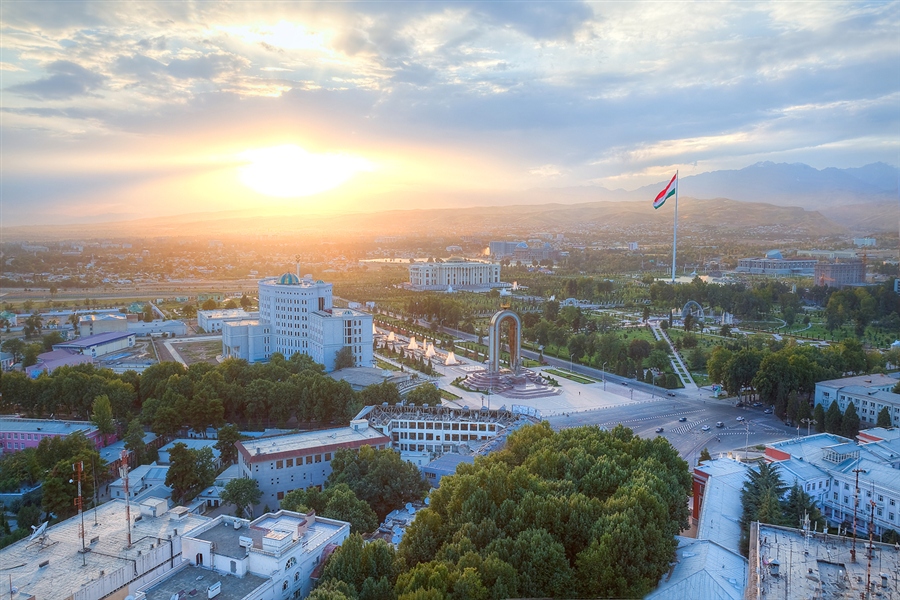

278,272,301,285
516,242,529,248
766,250,783,260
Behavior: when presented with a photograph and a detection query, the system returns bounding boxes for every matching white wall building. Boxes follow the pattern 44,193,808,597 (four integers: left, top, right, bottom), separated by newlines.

53,331,135,358
79,313,127,335
222,273,372,371
236,420,391,507
814,374,900,427
165,510,349,600
309,308,373,370
408,259,504,291
199,308,258,333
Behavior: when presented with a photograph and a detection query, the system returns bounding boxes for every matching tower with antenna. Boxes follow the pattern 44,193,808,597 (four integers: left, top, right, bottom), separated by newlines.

120,449,132,548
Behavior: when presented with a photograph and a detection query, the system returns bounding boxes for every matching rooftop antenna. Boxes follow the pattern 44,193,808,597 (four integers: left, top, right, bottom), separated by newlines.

120,449,132,548
295,254,301,278
867,492,876,597
72,461,86,566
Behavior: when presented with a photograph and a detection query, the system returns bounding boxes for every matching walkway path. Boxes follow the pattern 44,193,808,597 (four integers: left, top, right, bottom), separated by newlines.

650,322,698,391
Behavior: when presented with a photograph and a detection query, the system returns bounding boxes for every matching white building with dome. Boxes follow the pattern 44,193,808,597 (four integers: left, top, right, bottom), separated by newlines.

408,258,504,291
222,272,372,370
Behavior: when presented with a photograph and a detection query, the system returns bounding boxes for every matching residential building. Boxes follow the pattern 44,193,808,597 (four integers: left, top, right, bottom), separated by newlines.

422,453,474,487
0,351,14,371
78,312,128,335
25,349,94,377
136,510,349,600
236,420,391,506
814,260,866,288
0,416,106,453
198,308,258,332
814,374,900,427
765,432,900,537
222,273,371,370
0,498,208,600
53,331,136,358
127,319,188,336
98,430,160,475
853,237,877,247
408,258,504,291
488,241,523,258
308,308,373,370
109,464,170,500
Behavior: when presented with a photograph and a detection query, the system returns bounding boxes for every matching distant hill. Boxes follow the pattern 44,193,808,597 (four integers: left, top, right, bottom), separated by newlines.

0,197,847,241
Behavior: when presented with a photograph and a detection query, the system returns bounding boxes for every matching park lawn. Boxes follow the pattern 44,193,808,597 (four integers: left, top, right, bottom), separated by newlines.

439,388,462,401
544,368,598,384
375,358,400,371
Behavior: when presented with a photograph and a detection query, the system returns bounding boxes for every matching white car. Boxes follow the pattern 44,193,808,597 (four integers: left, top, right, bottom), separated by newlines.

736,416,745,422
701,425,711,431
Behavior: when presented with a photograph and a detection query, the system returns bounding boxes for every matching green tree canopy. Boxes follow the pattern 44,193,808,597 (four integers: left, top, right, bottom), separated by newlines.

164,443,216,504
221,478,262,518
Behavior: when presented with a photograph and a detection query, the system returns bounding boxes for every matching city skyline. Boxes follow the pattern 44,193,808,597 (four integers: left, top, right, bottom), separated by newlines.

2,1,898,226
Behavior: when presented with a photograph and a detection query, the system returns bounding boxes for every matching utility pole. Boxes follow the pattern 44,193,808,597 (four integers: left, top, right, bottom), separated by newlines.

867,494,876,599
73,461,86,566
852,464,866,562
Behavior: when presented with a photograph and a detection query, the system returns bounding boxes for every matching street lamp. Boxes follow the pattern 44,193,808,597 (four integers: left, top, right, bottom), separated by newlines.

602,361,607,391
569,352,574,374
744,420,750,461
801,418,816,437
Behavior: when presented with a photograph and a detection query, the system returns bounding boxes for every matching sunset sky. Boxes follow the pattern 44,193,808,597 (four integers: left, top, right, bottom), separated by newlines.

2,1,898,226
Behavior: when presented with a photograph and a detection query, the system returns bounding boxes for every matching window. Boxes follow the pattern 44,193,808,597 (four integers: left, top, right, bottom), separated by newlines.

283,581,289,592
315,454,322,463
324,453,331,461
286,459,293,467
306,456,313,464
285,557,297,569
277,491,284,500
276,460,283,469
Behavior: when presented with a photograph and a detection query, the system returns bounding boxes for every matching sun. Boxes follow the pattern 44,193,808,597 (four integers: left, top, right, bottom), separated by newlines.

237,145,371,198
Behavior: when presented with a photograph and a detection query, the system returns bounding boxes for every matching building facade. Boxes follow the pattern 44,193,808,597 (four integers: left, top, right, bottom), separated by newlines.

0,417,106,453
198,308,258,332
222,273,372,370
236,420,391,506
735,257,818,275
408,259,503,291
814,374,900,427
78,313,128,335
53,331,136,358
308,308,373,370
814,261,866,288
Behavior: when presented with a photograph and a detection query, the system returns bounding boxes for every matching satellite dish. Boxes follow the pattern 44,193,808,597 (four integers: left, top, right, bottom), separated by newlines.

405,503,412,512
29,521,48,541
424,497,430,506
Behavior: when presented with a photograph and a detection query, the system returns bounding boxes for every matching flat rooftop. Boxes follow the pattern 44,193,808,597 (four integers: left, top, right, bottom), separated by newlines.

55,331,133,347
0,417,96,435
237,425,388,462
817,373,897,389
140,563,269,600
193,521,248,559
754,523,900,599
1,500,207,600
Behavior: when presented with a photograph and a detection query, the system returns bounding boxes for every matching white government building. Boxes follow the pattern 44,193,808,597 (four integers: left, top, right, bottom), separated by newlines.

223,272,372,371
408,258,505,291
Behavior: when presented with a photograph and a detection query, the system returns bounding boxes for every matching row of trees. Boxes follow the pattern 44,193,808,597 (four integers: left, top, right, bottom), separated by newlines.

310,423,691,600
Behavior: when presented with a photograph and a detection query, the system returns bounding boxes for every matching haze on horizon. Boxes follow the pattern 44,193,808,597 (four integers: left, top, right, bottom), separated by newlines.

1,1,898,227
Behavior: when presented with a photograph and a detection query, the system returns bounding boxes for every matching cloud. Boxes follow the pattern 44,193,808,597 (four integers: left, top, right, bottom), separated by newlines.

7,60,106,99
166,53,249,80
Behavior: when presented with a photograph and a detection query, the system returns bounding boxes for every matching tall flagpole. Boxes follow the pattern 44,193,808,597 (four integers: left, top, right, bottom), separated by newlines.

671,170,678,282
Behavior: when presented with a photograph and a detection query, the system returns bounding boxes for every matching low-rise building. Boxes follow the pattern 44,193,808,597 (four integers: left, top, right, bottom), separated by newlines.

422,453,474,487
237,420,391,507
26,348,94,377
0,499,208,600
814,260,866,288
0,416,107,453
199,308,258,333
408,258,505,291
53,331,136,358
136,509,349,600
735,255,817,275
79,312,128,335
814,374,900,427
159,439,221,468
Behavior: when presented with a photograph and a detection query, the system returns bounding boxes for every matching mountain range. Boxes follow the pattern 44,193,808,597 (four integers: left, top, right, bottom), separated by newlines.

2,162,896,240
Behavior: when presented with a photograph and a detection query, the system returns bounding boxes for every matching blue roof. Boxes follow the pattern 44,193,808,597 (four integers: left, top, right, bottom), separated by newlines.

56,331,133,348
278,272,301,285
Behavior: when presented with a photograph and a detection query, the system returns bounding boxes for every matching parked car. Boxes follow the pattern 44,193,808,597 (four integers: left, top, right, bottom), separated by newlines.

679,417,687,422
701,425,711,431
667,391,676,397
716,421,725,428
752,402,763,407
764,407,773,414
736,416,745,422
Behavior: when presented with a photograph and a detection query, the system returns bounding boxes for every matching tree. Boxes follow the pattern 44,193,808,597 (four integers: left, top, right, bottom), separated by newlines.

699,447,712,463
407,383,441,406
814,403,826,433
283,483,381,534
22,343,41,368
223,299,238,309
358,381,401,407
201,299,218,310
240,295,252,310
842,402,861,438
215,425,243,465
221,478,262,518
720,323,731,337
182,304,197,318
41,331,64,352
334,347,355,371
824,400,842,434
165,443,216,504
123,419,146,465
646,349,670,372
90,395,115,442
877,406,893,428
329,445,429,519
1,338,25,363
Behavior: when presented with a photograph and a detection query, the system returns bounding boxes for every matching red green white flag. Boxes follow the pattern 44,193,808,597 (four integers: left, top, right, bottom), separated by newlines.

653,173,677,209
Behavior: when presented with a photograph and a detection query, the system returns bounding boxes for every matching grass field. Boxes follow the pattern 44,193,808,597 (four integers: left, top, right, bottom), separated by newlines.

544,368,598,384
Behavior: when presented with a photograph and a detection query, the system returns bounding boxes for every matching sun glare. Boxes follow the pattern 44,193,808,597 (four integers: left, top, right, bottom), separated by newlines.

237,145,371,198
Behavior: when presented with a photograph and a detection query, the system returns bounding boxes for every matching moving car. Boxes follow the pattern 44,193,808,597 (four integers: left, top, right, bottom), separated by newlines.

701,425,711,431
716,421,725,428
655,427,664,433
667,391,676,397
736,416,745,422
679,417,687,422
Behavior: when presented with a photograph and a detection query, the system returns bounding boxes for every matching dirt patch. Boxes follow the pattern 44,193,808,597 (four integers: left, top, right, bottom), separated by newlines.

173,340,222,365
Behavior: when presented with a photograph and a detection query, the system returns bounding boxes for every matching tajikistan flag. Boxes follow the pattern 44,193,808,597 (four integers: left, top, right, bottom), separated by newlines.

653,173,677,209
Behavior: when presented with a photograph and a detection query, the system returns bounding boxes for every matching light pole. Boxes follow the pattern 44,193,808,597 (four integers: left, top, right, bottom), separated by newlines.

602,361,607,391
802,418,816,437
744,420,750,461
569,352,574,374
